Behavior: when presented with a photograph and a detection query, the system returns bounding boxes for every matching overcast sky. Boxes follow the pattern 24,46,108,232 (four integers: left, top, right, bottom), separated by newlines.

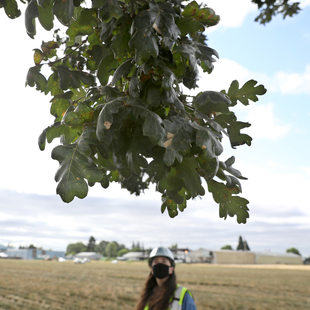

0,0,310,256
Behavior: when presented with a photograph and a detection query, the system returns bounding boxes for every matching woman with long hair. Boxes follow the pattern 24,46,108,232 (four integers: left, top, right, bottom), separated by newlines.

136,247,197,310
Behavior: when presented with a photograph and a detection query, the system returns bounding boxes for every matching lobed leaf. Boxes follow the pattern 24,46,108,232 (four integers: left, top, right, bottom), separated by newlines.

227,79,267,106
66,8,97,41
52,144,103,202
193,91,231,116
207,180,249,223
227,121,252,148
142,112,166,145
25,66,48,94
96,97,124,139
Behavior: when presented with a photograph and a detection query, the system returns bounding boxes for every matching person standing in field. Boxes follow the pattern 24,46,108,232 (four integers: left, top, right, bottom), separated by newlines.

135,246,197,310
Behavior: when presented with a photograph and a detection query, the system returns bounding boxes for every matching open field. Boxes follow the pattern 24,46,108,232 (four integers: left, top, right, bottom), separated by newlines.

0,260,309,310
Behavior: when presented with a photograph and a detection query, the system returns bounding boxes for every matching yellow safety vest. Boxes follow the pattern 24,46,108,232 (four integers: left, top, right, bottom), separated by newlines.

144,285,191,310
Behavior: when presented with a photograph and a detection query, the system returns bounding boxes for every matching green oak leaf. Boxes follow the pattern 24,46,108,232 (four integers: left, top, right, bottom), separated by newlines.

97,46,118,86
226,79,267,106
96,97,124,139
52,144,103,202
129,12,159,64
222,156,247,180
129,30,159,64
207,179,249,223
161,195,187,218
176,157,205,198
162,117,193,166
47,73,63,96
92,0,122,22
145,84,162,108
46,123,67,143
178,1,219,35
227,121,252,147
50,92,72,121
38,128,47,151
196,127,223,157
66,8,97,41
53,0,74,26
219,196,250,224
176,16,204,36
197,154,219,180
25,66,48,94
33,49,44,65
25,0,38,38
196,43,219,73
38,0,54,31
149,2,180,49
193,91,231,116
142,111,166,145
56,66,81,90
3,0,21,19
158,167,183,194
77,126,98,156
111,59,133,85
110,14,132,59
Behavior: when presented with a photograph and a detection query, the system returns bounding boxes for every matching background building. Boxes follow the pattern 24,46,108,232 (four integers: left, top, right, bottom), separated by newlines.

75,252,103,261
255,252,303,265
212,250,256,264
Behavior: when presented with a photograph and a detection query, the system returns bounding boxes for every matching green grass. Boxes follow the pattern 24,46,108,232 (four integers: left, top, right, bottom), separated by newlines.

0,260,309,309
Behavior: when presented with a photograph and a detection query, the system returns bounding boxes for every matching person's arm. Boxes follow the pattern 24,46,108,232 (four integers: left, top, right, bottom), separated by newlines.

181,291,197,310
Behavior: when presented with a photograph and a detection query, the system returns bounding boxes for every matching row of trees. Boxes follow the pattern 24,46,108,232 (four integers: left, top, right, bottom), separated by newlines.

66,236,146,257
221,236,302,256
221,236,251,251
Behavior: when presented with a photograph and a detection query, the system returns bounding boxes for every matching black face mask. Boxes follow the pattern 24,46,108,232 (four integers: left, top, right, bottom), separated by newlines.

152,263,170,279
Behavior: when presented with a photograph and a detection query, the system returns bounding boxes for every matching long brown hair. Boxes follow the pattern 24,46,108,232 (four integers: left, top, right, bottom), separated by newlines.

136,272,177,310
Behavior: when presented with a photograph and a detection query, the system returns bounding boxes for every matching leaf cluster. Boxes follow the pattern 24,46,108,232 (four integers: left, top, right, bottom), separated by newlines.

3,0,266,224
252,0,301,24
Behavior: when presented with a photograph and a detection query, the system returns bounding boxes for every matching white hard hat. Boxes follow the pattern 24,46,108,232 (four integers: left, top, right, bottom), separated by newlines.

148,247,175,266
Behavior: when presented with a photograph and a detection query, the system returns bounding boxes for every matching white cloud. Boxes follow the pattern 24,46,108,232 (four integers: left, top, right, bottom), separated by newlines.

244,103,291,140
300,0,310,8
198,58,253,91
270,65,310,94
239,161,310,218
185,59,292,141
301,166,310,176
193,58,310,96
203,0,310,30
202,0,256,29
1,189,310,256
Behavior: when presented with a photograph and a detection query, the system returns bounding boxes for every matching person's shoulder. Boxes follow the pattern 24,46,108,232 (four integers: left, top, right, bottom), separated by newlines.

182,291,197,310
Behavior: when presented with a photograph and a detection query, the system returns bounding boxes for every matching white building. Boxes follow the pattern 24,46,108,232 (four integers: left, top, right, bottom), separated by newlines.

212,250,256,264
75,252,103,260
184,249,303,265
117,251,146,261
185,248,213,263
6,248,37,260
255,252,303,265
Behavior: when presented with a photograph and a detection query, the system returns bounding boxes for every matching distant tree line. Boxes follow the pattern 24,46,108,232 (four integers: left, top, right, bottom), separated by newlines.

65,236,147,258
221,236,251,251
221,236,303,257
13,237,304,259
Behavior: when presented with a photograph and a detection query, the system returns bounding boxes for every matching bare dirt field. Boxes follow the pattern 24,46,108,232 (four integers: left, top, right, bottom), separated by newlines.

0,259,309,310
